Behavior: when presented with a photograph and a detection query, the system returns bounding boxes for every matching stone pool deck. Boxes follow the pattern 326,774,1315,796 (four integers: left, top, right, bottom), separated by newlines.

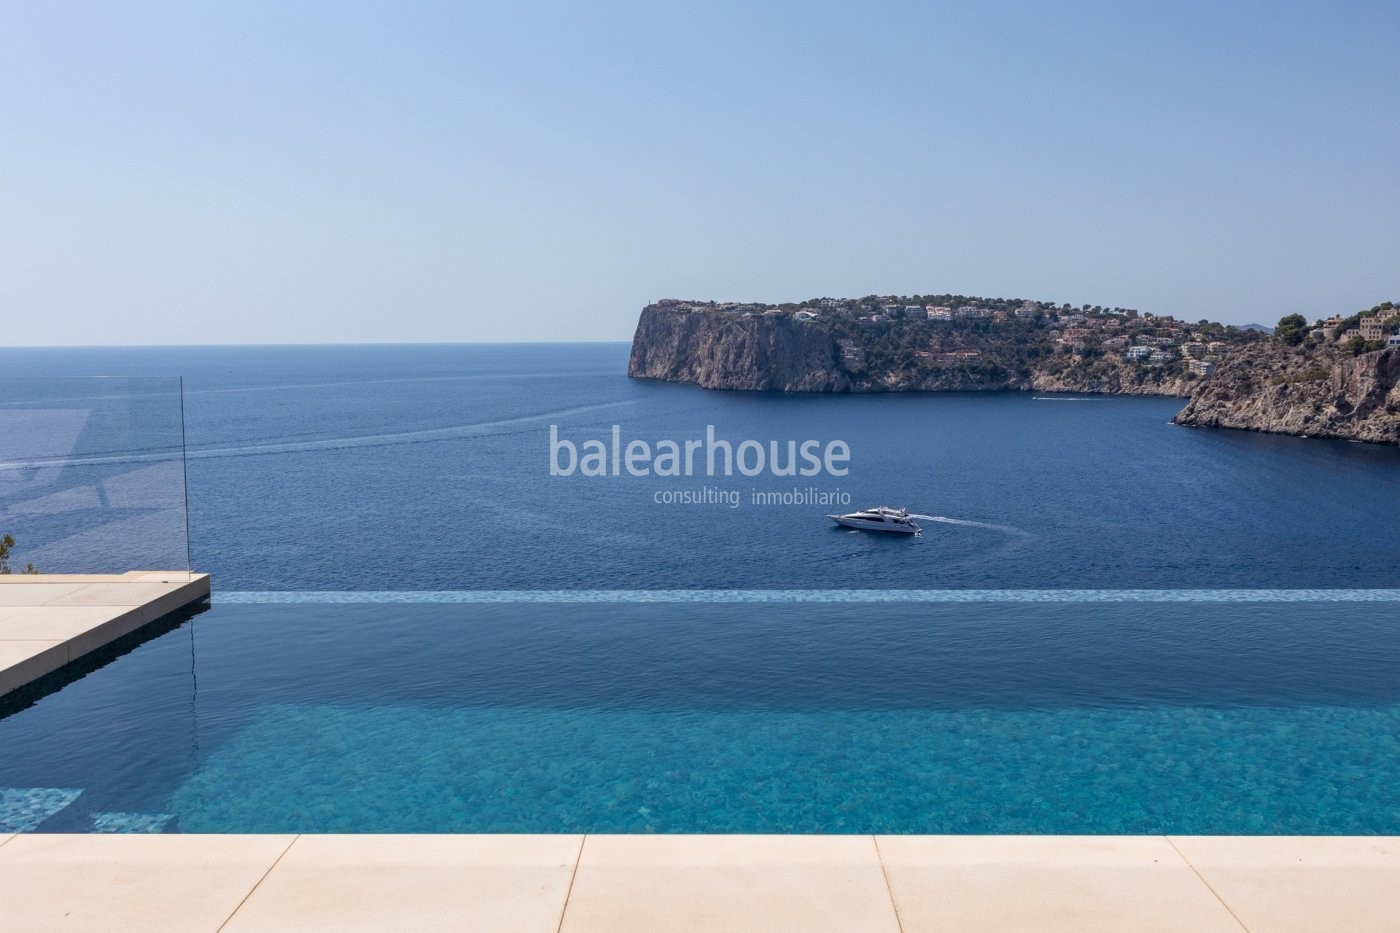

0,572,210,697
0,833,1395,931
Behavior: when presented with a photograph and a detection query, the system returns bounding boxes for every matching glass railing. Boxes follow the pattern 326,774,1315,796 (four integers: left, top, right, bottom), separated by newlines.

0,377,190,575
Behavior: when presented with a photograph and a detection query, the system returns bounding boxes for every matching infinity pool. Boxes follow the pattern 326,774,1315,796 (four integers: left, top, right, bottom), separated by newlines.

3,594,1400,834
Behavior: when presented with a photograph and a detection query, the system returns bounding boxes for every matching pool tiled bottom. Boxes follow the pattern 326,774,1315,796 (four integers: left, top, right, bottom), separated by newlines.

0,787,82,833
90,812,175,834
0,789,175,835
167,701,1400,834
1,833,1397,932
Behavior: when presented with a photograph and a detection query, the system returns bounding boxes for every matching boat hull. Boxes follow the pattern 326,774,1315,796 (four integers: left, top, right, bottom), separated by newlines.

828,516,921,534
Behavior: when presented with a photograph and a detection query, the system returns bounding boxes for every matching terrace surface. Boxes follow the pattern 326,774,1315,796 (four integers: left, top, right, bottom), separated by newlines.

0,572,210,697
1,833,1397,931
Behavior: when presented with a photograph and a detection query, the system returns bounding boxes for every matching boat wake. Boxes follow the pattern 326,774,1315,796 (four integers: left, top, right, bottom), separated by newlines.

901,513,1036,572
0,400,637,469
186,399,637,460
187,369,617,397
1031,396,1108,402
906,514,1031,538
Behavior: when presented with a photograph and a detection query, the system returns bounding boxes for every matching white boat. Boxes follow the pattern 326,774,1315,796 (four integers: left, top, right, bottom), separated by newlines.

827,506,922,536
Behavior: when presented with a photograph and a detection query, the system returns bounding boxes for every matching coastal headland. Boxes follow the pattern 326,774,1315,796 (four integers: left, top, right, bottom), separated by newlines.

628,297,1400,445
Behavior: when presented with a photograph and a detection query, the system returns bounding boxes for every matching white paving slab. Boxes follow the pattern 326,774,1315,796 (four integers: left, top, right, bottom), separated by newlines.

0,833,294,932
224,834,582,932
0,583,92,607
48,581,199,608
0,835,1396,930
0,573,209,697
0,605,145,653
0,574,147,584
1170,835,1400,933
878,834,1244,932
561,834,900,933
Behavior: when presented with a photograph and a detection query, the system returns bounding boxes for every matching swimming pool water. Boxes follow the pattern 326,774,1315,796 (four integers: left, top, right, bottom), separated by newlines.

4,596,1400,834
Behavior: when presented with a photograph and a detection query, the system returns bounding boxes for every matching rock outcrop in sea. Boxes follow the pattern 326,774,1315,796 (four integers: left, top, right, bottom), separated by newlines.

1173,344,1400,445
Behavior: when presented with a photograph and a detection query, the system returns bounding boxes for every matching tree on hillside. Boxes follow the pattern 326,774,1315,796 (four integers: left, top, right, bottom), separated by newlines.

0,534,38,575
1275,314,1309,346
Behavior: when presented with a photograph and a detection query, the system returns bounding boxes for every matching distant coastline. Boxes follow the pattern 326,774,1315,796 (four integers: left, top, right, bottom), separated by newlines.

628,296,1400,446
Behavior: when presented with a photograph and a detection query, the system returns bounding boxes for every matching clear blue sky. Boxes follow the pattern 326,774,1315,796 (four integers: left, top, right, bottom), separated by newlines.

3,0,1397,345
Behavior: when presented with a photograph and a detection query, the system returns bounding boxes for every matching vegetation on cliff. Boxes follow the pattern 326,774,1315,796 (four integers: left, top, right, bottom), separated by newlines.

629,295,1261,395
1173,306,1400,444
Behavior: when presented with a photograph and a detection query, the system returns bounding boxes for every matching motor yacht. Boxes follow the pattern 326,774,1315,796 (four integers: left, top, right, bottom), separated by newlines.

827,506,922,536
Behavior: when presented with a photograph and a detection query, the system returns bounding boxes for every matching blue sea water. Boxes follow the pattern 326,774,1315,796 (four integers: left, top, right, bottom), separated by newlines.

1,342,1397,589
2,343,1400,833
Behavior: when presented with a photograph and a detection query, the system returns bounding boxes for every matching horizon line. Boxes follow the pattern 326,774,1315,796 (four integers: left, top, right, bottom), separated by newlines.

0,338,636,350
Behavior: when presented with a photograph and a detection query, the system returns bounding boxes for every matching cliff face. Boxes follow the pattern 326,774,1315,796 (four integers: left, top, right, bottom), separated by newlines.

628,306,850,391
628,306,1190,395
1174,344,1400,444
628,304,1400,444
1031,369,1196,397
630,305,1198,392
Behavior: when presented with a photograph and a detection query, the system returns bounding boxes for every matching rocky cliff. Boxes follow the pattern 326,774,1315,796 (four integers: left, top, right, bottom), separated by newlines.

1030,369,1197,397
628,304,1194,395
1173,344,1400,444
628,305,852,391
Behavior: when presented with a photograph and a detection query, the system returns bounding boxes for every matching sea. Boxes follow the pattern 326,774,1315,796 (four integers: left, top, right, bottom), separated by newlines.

1,342,1397,590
